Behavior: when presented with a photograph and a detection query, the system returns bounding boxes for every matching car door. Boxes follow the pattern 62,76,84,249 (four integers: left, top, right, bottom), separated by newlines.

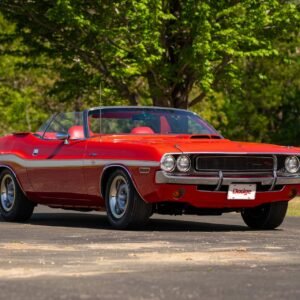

26,112,88,204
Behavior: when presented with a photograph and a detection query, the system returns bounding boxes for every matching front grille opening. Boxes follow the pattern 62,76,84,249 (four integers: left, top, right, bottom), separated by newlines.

194,155,274,172
197,184,284,192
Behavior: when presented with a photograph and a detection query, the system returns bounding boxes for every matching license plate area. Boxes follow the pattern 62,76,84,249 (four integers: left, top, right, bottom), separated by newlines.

227,184,256,200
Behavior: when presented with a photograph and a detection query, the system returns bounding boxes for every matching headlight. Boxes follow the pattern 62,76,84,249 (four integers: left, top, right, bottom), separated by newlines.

176,155,191,172
161,154,176,172
285,156,300,174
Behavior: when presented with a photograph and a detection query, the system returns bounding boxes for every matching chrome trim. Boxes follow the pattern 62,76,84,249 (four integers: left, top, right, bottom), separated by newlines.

85,106,222,138
155,171,300,186
269,155,278,191
41,113,57,139
160,151,300,156
176,154,191,172
88,153,98,157
56,132,70,141
276,177,300,185
284,156,300,174
0,173,16,212
139,167,150,174
160,154,176,172
108,174,129,219
32,148,39,156
88,105,197,114
215,171,223,191
192,171,273,176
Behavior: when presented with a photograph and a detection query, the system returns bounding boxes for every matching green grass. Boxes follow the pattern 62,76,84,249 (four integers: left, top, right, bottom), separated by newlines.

287,197,300,216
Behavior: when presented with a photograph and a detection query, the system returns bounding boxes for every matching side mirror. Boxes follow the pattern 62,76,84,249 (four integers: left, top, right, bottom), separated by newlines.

56,132,70,144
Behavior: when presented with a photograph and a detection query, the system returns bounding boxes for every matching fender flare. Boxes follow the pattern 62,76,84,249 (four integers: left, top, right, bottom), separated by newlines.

100,164,148,203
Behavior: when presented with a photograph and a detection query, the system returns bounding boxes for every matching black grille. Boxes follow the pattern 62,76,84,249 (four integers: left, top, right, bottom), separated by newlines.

195,155,274,172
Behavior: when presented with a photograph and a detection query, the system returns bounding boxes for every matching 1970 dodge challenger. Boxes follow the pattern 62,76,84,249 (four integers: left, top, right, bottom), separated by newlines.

0,106,299,229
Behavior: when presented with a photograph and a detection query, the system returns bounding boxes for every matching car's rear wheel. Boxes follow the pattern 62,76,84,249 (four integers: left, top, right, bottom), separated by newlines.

241,201,288,230
105,169,152,229
0,169,35,222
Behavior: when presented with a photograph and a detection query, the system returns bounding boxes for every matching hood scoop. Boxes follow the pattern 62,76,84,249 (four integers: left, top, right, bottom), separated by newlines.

190,134,222,139
13,132,30,136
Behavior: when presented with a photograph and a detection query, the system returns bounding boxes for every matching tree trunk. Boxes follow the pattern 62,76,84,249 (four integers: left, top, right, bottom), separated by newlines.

170,76,194,109
147,69,194,109
128,92,139,106
147,71,170,107
145,0,196,109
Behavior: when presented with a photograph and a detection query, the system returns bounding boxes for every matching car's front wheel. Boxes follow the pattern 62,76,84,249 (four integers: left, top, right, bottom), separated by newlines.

105,169,152,229
241,201,288,230
0,169,35,222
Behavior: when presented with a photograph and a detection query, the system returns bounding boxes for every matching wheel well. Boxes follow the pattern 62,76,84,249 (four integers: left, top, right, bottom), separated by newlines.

100,165,147,203
0,166,6,175
100,166,130,198
0,165,16,177
0,165,27,196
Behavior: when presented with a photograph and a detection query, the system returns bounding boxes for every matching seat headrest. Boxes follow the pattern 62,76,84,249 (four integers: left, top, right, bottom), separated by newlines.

68,126,85,139
131,126,154,134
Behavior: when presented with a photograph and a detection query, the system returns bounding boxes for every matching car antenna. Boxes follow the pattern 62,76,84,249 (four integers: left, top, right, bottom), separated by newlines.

99,81,102,135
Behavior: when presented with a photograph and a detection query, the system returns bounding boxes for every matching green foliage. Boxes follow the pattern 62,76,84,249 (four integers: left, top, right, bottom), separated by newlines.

193,45,300,146
1,0,299,109
0,14,51,134
0,2,299,145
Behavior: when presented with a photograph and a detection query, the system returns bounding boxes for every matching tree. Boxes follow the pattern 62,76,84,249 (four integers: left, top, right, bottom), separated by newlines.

0,0,299,108
191,24,300,146
219,33,300,145
0,13,55,134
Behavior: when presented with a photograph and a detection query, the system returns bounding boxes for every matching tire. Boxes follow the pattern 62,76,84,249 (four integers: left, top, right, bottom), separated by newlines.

0,169,35,222
105,169,152,229
241,201,288,230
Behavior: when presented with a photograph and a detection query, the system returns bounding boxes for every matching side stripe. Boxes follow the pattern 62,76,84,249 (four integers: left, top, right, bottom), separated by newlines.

0,154,159,168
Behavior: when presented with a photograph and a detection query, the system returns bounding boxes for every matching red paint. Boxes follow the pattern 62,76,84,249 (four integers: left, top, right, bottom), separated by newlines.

0,128,300,211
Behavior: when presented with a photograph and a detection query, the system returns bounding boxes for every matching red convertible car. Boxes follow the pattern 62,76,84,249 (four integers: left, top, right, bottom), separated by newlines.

0,106,299,229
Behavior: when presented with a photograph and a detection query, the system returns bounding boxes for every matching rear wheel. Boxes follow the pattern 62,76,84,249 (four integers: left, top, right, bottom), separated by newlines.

0,170,35,222
241,201,288,230
105,169,152,229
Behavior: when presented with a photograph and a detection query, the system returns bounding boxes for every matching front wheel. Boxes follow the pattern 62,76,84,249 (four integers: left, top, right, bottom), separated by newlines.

105,169,152,229
241,201,288,230
0,170,35,222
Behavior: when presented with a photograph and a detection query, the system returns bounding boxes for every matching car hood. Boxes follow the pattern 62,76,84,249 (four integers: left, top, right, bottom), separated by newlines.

161,139,300,155
99,135,300,156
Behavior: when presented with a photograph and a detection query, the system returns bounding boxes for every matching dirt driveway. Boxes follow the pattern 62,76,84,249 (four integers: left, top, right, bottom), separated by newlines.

0,206,300,300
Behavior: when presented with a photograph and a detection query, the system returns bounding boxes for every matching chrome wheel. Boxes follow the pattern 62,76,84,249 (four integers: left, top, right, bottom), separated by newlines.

105,169,152,229
1,174,16,212
108,175,129,219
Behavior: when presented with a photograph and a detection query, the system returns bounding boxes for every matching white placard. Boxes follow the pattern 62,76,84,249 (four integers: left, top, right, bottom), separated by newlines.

227,184,256,200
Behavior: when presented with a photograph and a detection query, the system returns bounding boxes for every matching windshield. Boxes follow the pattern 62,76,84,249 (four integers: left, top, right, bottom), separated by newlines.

36,112,84,140
88,107,219,136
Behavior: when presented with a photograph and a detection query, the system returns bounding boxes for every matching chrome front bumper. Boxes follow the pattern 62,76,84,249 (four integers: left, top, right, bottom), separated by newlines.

155,171,300,188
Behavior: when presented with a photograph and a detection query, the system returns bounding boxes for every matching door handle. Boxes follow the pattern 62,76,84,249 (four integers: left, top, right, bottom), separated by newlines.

88,153,97,157
32,148,39,156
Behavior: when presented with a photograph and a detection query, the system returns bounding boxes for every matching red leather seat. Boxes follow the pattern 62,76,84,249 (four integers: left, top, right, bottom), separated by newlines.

160,116,171,134
131,126,154,134
68,126,85,139
43,132,58,139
